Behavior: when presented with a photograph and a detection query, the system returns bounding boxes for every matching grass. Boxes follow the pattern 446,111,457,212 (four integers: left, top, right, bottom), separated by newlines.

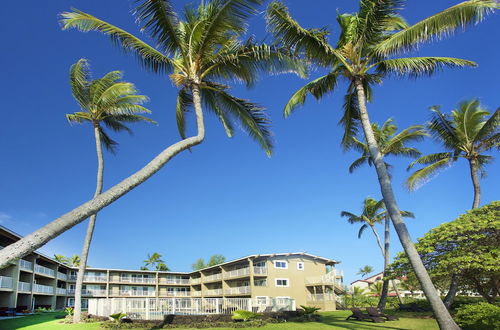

0,311,439,330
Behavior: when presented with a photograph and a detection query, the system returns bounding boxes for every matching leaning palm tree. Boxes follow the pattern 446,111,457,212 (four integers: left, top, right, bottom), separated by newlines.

0,0,304,277
349,118,425,309
407,100,499,209
67,58,155,323
267,1,497,328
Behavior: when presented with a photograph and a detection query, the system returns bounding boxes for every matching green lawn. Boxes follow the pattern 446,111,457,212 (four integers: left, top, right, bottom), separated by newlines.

0,311,438,330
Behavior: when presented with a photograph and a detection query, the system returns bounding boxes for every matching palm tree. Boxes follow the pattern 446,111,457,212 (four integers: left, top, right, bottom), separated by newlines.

407,100,499,209
0,1,306,270
349,118,425,309
266,1,496,328
406,99,499,307
144,252,165,270
70,255,80,267
67,59,155,323
369,281,384,296
357,265,374,278
349,118,426,174
53,254,69,265
156,262,170,271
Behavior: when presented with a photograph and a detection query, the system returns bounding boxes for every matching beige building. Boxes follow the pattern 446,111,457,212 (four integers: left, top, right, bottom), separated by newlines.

0,225,345,313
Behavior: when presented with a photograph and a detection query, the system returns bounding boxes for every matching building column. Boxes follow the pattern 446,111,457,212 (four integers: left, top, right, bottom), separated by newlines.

248,258,254,299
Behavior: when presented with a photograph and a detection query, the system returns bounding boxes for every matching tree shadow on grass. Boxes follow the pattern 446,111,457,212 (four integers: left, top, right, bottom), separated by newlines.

318,311,427,330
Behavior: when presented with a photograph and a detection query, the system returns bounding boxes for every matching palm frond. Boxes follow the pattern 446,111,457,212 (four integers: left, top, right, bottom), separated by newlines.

69,58,91,109
66,113,91,124
133,0,182,55
176,87,193,140
97,126,119,153
406,157,453,191
358,223,368,238
357,0,405,45
407,152,454,170
61,9,174,73
400,210,415,218
475,107,500,144
349,156,369,173
284,72,338,118
201,88,235,138
375,0,498,55
427,106,461,150
375,57,476,78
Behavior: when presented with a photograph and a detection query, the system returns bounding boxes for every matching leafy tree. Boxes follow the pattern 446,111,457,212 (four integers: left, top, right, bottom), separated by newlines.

357,265,374,278
0,0,305,269
144,252,165,270
267,1,497,327
207,254,226,267
389,201,500,304
139,266,149,271
191,258,206,271
407,100,499,209
67,58,155,323
398,273,421,297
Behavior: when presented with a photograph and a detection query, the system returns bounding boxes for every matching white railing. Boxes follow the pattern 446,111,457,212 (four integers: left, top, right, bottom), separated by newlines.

84,276,108,282
190,278,201,285
191,291,202,297
161,291,191,297
307,293,335,301
121,277,155,284
225,268,250,279
161,278,190,285
253,267,267,275
18,281,31,292
205,289,223,296
204,273,222,282
67,289,107,296
120,290,156,297
68,274,77,281
57,272,68,281
56,288,67,295
0,276,13,289
34,264,55,277
224,286,251,295
89,297,296,320
20,259,33,271
33,284,53,294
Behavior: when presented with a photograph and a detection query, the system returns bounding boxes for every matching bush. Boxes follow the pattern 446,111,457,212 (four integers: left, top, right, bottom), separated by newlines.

231,310,261,321
455,303,500,330
450,296,487,311
163,320,267,328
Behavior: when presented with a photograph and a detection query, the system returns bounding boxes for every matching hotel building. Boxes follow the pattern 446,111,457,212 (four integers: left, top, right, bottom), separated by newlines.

0,225,344,313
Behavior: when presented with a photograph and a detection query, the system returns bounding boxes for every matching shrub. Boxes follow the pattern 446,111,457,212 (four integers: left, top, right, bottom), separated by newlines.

295,305,321,322
65,307,74,316
450,296,487,311
231,310,261,321
455,303,500,330
110,312,128,323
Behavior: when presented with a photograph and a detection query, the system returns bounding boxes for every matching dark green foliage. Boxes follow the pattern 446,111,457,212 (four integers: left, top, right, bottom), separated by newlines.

295,305,322,321
162,320,268,328
454,303,500,330
231,310,261,321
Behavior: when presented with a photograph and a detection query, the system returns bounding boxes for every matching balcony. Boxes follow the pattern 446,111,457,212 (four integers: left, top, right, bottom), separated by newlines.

120,277,155,284
204,273,222,282
57,272,68,281
0,276,13,289
67,289,107,296
68,275,77,281
56,288,67,295
205,288,223,296
34,264,55,277
253,267,267,275
20,259,33,271
83,275,107,282
307,293,335,301
224,286,251,295
225,268,250,279
33,284,53,294
191,291,202,297
18,281,31,292
190,278,201,285
161,291,191,297
119,290,155,297
160,278,190,285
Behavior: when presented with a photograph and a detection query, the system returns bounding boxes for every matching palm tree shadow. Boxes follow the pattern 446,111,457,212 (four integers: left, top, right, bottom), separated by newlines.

320,314,408,330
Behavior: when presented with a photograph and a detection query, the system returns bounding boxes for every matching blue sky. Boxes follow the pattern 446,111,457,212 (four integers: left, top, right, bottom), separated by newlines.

0,0,498,284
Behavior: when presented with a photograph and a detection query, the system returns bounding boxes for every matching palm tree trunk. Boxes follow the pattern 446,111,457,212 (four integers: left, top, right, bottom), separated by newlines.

0,89,205,269
369,224,385,257
73,125,105,323
378,214,390,310
468,158,481,209
353,78,459,330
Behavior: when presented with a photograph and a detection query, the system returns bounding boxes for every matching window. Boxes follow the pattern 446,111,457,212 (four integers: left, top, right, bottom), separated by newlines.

274,260,288,269
275,278,289,287
254,261,265,267
256,296,268,305
254,279,267,287
297,262,304,271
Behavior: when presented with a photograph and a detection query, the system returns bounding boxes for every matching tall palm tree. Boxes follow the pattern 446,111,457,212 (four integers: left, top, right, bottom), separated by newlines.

406,99,499,307
0,0,305,276
70,255,81,267
406,100,499,209
53,254,70,265
156,262,170,271
349,118,425,309
67,58,155,323
349,118,426,174
357,265,374,278
267,1,497,328
143,252,165,270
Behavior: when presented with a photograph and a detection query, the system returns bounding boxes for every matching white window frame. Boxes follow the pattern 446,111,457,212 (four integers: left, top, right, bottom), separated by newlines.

275,278,289,287
297,262,304,271
255,296,268,305
274,260,288,269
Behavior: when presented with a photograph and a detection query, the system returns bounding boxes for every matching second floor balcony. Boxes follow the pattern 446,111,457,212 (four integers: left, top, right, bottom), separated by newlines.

224,268,250,279
33,284,53,294
204,273,222,282
160,290,191,297
119,290,155,297
19,259,33,271
205,288,223,296
56,288,67,295
224,286,251,295
253,266,267,275
34,264,55,277
0,276,13,289
57,272,68,281
18,281,31,292
67,288,107,296
120,276,155,284
68,274,107,282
